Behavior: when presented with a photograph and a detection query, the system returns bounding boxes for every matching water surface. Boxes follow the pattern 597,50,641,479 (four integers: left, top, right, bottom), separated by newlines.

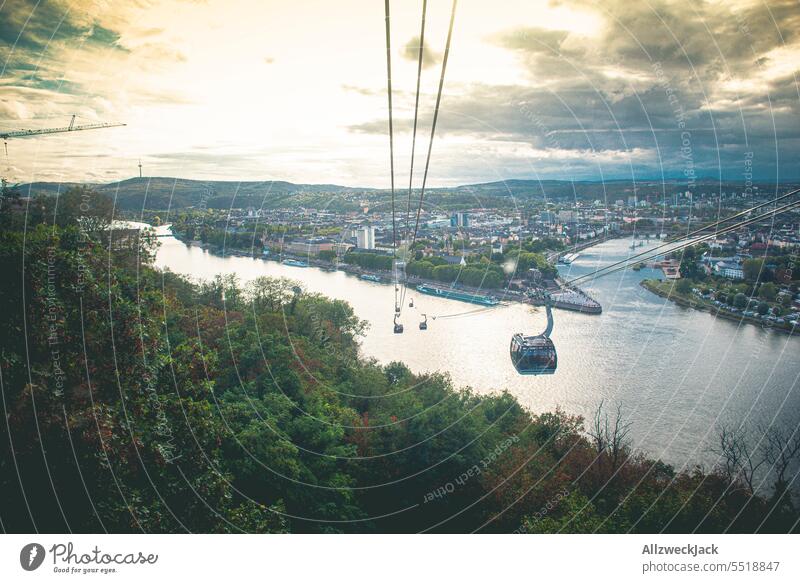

153,228,800,472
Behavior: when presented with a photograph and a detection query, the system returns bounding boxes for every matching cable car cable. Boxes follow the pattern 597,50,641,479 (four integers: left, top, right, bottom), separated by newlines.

431,199,800,320
409,0,457,249
398,0,428,316
565,196,800,287
564,199,800,287
404,0,428,245
399,0,457,319
565,187,800,287
384,0,400,316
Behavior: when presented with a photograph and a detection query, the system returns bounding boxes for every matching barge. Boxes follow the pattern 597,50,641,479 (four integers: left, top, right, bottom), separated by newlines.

282,259,309,268
416,284,499,306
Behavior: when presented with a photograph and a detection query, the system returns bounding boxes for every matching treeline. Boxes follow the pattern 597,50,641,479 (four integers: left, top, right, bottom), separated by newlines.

407,257,505,288
342,251,393,271
0,187,798,533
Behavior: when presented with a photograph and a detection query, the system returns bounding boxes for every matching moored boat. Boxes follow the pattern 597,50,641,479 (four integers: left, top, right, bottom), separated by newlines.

415,284,499,306
282,259,309,268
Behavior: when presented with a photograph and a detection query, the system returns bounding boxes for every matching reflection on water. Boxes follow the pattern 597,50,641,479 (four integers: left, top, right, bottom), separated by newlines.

153,227,800,471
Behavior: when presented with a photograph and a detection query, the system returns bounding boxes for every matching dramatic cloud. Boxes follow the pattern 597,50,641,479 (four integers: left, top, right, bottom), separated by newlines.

0,0,798,185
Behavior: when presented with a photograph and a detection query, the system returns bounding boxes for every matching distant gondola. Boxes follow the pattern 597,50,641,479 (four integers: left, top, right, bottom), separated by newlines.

510,295,557,375
394,315,404,334
419,314,427,330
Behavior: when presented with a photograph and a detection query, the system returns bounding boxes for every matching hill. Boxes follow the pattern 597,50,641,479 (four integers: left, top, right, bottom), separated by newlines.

15,177,376,211
13,176,776,211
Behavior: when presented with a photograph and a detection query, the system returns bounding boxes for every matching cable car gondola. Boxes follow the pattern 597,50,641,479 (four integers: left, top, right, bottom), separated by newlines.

510,295,556,375
409,298,414,308
419,314,427,330
394,315,404,334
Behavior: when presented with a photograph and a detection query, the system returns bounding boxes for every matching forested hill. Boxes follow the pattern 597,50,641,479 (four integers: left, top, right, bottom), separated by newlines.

0,187,797,533
15,177,374,211
13,176,748,211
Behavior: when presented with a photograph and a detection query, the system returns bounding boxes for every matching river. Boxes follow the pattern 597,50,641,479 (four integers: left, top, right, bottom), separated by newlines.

152,227,800,473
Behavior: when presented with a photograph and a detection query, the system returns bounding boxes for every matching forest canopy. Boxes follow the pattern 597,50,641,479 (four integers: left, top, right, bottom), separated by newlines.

0,187,797,533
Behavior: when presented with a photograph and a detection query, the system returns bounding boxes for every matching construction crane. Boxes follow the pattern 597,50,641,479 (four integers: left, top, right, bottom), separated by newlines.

1,114,125,144
1,114,125,187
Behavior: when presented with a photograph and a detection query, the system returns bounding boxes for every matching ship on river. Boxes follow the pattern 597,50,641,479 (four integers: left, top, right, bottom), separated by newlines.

416,284,499,306
549,288,602,314
359,274,382,283
282,259,309,268
558,252,580,265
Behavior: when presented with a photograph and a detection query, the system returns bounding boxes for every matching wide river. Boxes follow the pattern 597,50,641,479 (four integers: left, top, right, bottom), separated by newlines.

153,228,800,473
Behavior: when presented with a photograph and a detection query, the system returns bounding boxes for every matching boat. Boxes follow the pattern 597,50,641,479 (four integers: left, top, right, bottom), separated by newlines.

360,274,382,283
415,284,499,306
558,252,580,265
548,289,602,314
282,259,309,268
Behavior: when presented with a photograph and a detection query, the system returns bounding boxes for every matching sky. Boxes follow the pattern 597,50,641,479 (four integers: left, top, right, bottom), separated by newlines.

1,0,798,187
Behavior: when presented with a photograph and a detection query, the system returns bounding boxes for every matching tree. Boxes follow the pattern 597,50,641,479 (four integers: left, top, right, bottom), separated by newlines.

733,293,748,309
589,400,632,475
743,258,765,282
760,424,800,509
715,426,766,495
759,282,778,301
675,278,692,295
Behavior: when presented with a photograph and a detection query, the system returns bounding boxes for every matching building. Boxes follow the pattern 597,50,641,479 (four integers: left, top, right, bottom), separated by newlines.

284,238,334,256
714,261,744,280
450,211,470,228
557,210,576,223
356,225,376,250
540,211,556,224
441,254,467,266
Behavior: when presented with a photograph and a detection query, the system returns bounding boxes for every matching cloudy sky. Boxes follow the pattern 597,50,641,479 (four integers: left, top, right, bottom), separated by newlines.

1,0,798,186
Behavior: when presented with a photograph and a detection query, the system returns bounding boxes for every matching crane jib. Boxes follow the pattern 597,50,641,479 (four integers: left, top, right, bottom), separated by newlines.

1,122,125,140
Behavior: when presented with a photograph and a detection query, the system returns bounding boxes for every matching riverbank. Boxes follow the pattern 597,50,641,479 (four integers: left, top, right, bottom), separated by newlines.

640,279,798,335
153,228,800,474
169,233,602,314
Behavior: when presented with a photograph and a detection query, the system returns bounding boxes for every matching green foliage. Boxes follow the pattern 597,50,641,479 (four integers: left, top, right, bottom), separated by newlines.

407,259,505,288
743,258,765,282
1,189,797,533
342,251,393,271
759,282,778,301
675,278,693,295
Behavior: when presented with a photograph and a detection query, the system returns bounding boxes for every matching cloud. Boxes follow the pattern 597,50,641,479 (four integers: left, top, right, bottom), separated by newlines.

402,35,439,69
348,0,800,180
1,0,798,184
